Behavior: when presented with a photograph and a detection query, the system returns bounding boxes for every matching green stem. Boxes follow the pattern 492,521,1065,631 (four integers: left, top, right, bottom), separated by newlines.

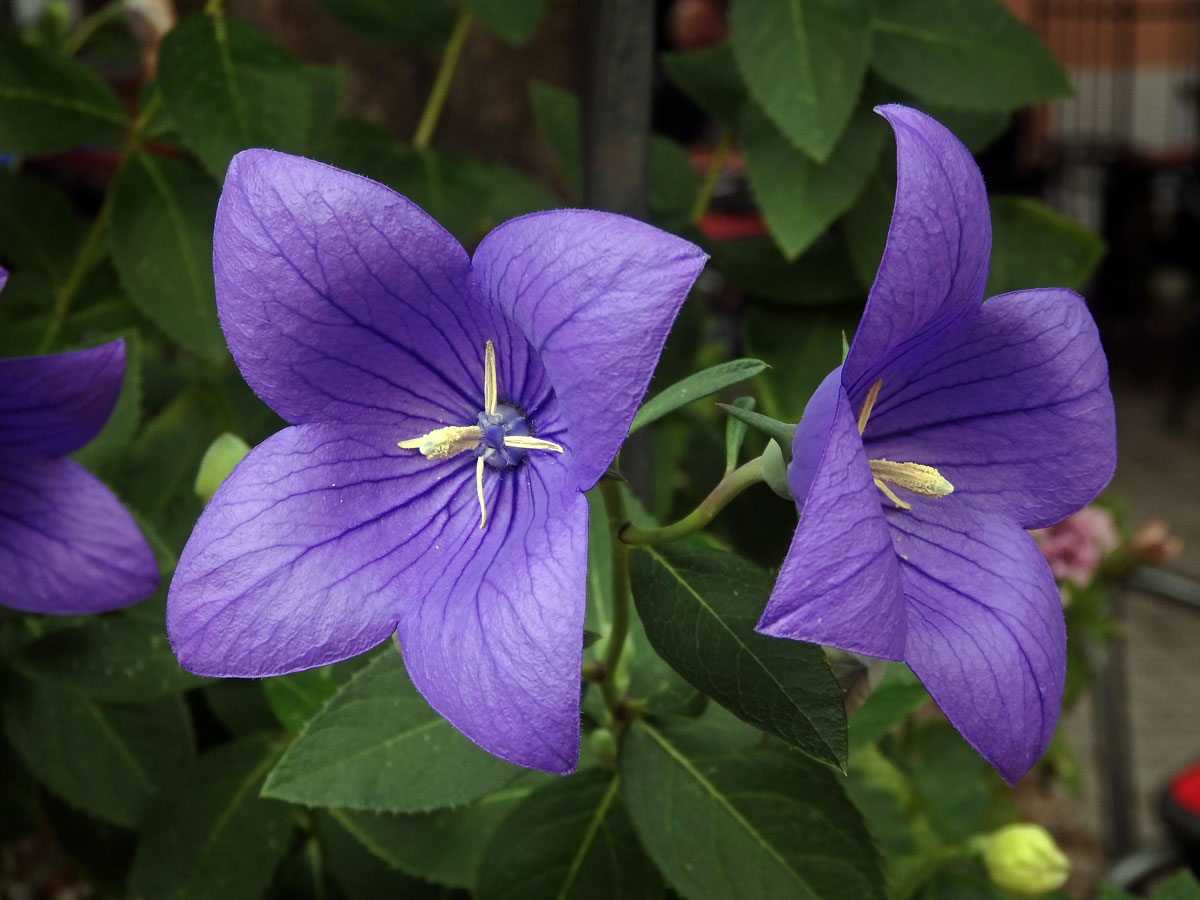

688,128,733,227
599,478,631,721
60,0,123,57
37,92,163,353
412,10,472,150
620,456,765,546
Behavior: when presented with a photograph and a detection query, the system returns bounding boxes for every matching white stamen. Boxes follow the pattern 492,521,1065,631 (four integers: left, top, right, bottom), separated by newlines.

483,339,497,416
870,459,955,500
476,457,487,528
397,425,482,460
503,435,564,453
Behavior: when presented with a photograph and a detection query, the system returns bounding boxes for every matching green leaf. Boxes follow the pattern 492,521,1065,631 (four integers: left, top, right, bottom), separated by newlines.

743,309,847,423
869,0,1070,110
0,168,88,290
907,723,990,841
630,359,769,435
846,664,928,753
329,779,541,889
0,31,126,154
622,721,886,900
717,402,795,448
263,657,367,734
318,811,451,900
725,396,755,470
709,233,862,304
72,329,143,471
476,769,663,900
263,650,523,812
743,101,886,260
13,593,202,702
158,14,312,179
110,153,225,359
463,0,546,44
304,64,345,153
1153,873,1200,900
315,0,454,46
127,735,295,900
629,543,846,768
3,681,193,827
840,159,894,289
730,0,871,162
661,44,746,129
985,195,1106,296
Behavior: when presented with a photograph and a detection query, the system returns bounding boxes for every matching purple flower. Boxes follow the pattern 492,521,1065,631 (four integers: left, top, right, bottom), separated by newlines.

166,151,706,772
0,268,158,613
757,106,1116,784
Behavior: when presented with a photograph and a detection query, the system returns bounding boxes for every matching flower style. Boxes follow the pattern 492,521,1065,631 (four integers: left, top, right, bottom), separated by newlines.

166,151,706,773
0,267,158,613
757,106,1116,783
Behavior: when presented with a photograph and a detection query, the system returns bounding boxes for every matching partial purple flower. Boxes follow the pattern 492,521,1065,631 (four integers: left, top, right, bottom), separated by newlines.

0,267,158,613
757,106,1116,784
166,151,706,773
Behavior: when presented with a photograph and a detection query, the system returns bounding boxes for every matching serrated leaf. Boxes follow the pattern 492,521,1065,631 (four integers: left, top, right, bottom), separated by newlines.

127,735,294,900
986,195,1106,296
3,681,193,827
329,778,541,889
743,101,885,260
630,359,768,435
622,721,886,900
629,543,846,768
158,14,311,178
661,44,746,129
730,0,871,162
463,0,546,44
315,0,454,46
13,592,202,701
110,153,225,359
869,0,1070,110
476,769,662,900
264,650,523,812
0,31,126,154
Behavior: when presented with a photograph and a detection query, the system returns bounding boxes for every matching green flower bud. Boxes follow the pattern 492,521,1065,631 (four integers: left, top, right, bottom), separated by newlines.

982,823,1069,898
194,433,251,503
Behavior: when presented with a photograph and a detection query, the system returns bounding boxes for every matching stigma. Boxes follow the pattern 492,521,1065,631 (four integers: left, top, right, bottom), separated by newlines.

397,340,563,527
856,379,954,511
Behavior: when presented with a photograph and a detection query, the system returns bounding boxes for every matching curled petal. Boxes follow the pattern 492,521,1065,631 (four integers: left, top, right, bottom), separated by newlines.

844,105,991,398
472,210,707,489
0,340,124,458
214,150,549,435
168,423,476,675
757,369,907,660
887,497,1065,784
864,288,1115,528
396,454,587,774
0,456,156,613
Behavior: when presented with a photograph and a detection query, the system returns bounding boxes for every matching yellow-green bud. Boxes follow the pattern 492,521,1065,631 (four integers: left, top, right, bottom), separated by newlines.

982,824,1069,897
194,433,251,502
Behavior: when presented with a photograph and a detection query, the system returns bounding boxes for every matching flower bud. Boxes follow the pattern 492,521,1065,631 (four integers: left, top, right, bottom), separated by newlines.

982,824,1069,897
194,433,251,503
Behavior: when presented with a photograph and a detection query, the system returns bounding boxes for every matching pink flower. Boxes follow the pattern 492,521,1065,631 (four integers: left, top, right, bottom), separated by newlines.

1031,505,1119,587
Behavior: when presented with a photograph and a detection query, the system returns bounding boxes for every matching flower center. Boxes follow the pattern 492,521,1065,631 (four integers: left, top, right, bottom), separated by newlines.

397,340,564,527
856,378,954,511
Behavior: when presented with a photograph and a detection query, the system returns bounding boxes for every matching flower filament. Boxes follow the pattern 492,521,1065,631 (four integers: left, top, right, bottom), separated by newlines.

857,378,954,510
398,340,564,527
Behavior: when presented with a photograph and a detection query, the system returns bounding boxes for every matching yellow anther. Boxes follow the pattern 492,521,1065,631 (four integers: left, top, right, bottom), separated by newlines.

857,378,883,435
483,339,497,416
397,425,481,460
870,459,954,500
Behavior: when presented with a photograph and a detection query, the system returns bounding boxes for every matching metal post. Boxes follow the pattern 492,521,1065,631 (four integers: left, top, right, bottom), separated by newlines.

576,0,654,217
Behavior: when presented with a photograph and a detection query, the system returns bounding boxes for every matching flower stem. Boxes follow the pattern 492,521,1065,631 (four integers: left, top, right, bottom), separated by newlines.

620,456,766,546
37,92,163,353
61,0,124,57
412,11,472,151
599,478,632,722
688,128,733,227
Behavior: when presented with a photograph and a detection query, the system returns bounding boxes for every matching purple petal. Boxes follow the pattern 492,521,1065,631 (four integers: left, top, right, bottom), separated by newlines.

863,288,1115,528
757,369,907,660
0,340,124,457
887,496,1065,784
843,105,991,398
0,456,157,613
471,210,707,489
214,150,549,437
0,266,7,293
168,423,467,675
396,454,587,773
